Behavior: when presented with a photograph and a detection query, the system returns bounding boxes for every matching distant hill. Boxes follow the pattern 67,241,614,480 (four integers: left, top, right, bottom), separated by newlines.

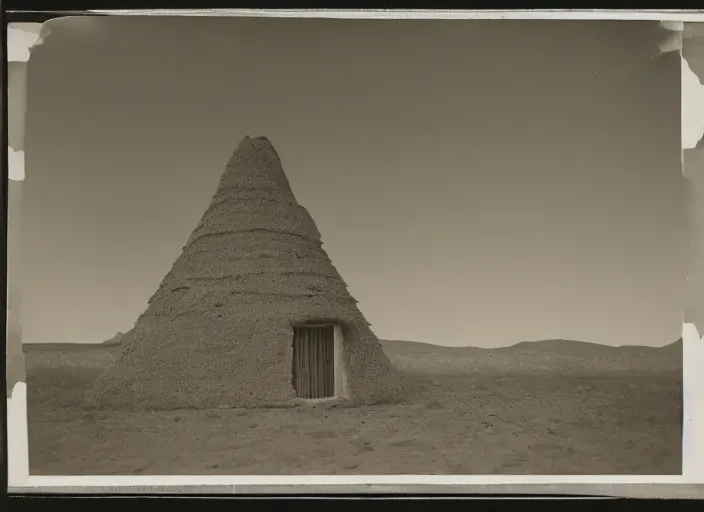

24,331,126,354
24,342,124,354
24,330,126,351
101,331,126,346
495,338,681,358
379,338,682,375
382,337,682,355
661,337,683,354
23,333,125,371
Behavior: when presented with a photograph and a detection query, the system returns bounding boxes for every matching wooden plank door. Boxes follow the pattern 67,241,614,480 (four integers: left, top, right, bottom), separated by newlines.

292,325,335,398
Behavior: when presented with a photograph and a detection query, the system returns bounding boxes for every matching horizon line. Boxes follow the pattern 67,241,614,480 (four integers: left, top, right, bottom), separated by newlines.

22,336,682,349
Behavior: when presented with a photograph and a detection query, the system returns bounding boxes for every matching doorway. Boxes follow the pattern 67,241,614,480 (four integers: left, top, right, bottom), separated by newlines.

292,325,335,399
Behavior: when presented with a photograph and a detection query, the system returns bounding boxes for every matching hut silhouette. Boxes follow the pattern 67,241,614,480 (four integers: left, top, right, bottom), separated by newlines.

87,136,404,409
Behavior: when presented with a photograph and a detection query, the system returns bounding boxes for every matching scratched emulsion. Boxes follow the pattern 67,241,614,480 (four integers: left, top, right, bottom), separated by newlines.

87,136,404,410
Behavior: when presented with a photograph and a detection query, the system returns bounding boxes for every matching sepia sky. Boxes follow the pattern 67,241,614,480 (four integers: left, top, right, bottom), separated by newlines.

22,17,685,347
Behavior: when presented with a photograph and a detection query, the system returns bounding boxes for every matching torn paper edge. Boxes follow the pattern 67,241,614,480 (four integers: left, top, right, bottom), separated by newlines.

680,19,704,483
7,24,47,64
6,21,46,487
5,11,701,492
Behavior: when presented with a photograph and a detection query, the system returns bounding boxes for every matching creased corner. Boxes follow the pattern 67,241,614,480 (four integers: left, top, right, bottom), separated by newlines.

7,22,48,166
7,22,51,63
682,23,704,152
656,20,684,59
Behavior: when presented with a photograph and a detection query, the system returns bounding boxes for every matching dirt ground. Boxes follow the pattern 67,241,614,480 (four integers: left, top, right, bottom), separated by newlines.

25,347,682,475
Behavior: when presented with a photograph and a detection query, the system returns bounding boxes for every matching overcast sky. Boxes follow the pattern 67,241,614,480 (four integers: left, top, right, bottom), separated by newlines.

22,17,684,347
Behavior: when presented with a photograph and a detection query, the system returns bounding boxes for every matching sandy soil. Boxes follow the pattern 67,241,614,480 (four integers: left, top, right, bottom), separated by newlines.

24,341,682,475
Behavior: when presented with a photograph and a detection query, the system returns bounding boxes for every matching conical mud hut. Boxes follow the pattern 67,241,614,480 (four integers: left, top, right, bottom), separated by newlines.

87,136,404,409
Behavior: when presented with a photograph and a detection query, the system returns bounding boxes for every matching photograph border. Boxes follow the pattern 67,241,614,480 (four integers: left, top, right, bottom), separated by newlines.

4,8,703,496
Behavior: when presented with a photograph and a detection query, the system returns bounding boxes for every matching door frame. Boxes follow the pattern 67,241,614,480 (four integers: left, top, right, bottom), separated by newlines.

291,323,349,401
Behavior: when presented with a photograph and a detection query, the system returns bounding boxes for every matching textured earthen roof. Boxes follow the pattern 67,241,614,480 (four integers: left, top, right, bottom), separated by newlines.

87,136,403,410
